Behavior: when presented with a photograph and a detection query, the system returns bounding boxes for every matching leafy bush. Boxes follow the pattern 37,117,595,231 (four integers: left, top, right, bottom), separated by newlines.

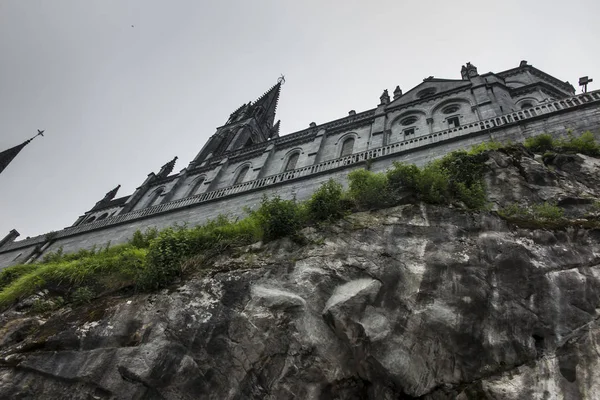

386,151,488,209
253,196,304,241
140,215,262,290
468,140,505,155
524,134,554,153
347,169,392,209
71,286,95,305
129,227,159,249
386,162,420,196
531,202,564,220
524,131,600,156
306,179,347,222
556,131,600,156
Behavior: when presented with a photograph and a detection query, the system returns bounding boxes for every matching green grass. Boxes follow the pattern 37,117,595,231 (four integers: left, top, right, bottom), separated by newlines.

2,130,598,310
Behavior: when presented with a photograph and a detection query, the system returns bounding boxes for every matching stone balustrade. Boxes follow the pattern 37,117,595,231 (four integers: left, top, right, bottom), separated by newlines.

2,90,599,253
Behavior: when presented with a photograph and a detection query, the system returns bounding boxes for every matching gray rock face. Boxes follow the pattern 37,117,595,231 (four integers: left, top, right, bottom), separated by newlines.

2,149,600,399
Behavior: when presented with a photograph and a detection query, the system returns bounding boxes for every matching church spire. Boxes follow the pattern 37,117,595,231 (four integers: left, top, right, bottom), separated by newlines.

0,130,45,175
250,80,282,129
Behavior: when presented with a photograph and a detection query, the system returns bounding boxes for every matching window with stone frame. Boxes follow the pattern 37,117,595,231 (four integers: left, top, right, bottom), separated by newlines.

404,128,415,137
145,188,164,208
447,116,460,128
188,177,205,196
341,138,355,157
285,153,299,171
234,166,249,185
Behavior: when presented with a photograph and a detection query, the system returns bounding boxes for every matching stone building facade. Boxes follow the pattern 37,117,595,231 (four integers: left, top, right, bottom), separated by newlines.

1,61,600,269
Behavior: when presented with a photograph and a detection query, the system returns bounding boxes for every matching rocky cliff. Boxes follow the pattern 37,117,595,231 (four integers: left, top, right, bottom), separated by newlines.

2,148,600,399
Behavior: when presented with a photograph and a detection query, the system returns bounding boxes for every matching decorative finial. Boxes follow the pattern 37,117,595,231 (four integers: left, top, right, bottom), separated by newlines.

379,89,390,106
277,74,286,85
393,86,403,100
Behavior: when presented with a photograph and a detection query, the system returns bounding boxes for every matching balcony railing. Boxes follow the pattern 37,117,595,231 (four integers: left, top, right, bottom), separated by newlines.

2,90,599,252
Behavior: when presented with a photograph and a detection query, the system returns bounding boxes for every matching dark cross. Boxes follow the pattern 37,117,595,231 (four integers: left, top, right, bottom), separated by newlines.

25,129,45,144
579,76,593,93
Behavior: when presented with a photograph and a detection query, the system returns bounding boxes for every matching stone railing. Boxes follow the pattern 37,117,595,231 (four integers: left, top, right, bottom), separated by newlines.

2,90,599,253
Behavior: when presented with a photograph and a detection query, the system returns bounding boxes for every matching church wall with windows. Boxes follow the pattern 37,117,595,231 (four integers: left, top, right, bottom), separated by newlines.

2,61,597,269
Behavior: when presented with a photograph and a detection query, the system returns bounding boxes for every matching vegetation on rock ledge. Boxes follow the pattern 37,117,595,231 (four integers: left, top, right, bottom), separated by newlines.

1,131,599,309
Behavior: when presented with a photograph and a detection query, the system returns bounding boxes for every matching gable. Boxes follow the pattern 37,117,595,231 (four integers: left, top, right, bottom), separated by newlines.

388,79,472,108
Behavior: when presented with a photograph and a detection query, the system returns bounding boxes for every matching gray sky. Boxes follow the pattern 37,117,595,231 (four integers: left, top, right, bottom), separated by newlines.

1,0,599,239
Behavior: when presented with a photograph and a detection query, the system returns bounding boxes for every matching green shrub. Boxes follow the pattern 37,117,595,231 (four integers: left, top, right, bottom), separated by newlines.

416,162,450,204
524,134,554,152
498,203,529,219
253,196,304,241
307,179,347,222
71,286,95,305
524,131,600,157
386,162,420,195
468,140,505,155
347,169,392,209
129,227,159,249
32,296,65,313
531,202,564,220
140,215,262,291
556,131,600,156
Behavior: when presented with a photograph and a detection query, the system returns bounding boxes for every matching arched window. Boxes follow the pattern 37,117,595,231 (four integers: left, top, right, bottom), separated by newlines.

86,216,96,224
521,102,533,110
234,166,249,185
145,188,164,208
285,153,299,171
188,177,206,196
97,213,109,221
341,138,355,157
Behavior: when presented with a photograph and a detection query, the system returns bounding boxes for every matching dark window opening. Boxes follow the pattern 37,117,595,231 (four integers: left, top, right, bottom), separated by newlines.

521,102,533,110
401,116,418,126
341,138,355,157
234,166,249,185
285,153,299,171
244,137,254,147
86,216,96,224
97,213,109,221
189,177,205,196
145,188,164,208
447,116,460,128
404,128,415,136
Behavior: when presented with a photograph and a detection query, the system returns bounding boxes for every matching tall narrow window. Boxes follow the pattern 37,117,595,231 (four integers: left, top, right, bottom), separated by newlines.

285,153,299,171
145,188,164,208
234,166,249,185
86,216,96,224
97,213,109,221
188,177,205,196
341,138,355,157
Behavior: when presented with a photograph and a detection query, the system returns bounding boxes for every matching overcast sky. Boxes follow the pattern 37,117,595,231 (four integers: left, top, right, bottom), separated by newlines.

1,0,599,239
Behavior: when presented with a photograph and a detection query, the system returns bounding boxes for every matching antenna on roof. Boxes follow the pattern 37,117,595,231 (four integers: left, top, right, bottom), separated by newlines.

579,76,593,93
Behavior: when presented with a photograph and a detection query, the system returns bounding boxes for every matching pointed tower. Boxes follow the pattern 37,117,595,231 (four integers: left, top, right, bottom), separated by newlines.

0,131,44,175
189,80,283,168
157,156,178,179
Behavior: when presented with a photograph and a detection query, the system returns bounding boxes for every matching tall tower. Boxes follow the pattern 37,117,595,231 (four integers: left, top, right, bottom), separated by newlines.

190,81,282,168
